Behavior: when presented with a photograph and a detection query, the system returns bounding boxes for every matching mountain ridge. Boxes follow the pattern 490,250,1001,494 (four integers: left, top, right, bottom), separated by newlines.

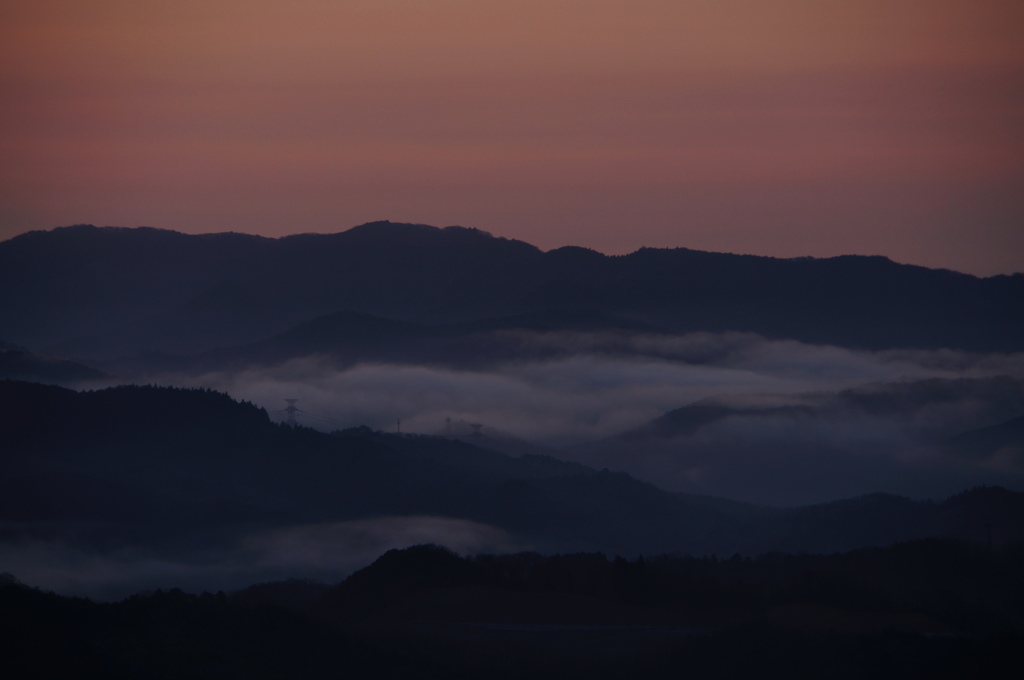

3,379,1022,591
3,222,1021,360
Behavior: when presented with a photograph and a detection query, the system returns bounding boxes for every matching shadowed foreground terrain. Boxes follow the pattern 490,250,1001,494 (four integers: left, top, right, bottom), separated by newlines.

4,221,1022,677
4,379,1023,676
4,542,1023,679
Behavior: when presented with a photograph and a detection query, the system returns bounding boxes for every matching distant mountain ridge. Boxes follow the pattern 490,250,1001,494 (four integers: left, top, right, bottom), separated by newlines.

0,341,109,385
2,222,1021,360
102,308,674,377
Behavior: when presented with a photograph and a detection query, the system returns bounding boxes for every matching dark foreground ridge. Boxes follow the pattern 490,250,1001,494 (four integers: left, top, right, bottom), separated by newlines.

2,222,1021,360
3,541,1023,679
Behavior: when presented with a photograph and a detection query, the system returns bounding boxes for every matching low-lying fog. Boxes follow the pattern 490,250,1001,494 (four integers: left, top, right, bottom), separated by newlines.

0,517,515,601
179,332,1024,443
162,331,1024,504
6,332,1024,599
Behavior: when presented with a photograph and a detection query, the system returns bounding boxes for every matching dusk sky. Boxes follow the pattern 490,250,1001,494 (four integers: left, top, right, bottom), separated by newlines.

2,1,1022,275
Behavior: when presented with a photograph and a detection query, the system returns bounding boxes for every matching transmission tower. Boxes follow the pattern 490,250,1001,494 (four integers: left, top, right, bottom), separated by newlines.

281,399,300,427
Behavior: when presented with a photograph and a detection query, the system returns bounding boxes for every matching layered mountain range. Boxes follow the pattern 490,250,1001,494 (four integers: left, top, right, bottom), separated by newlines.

2,222,1022,599
3,380,1022,599
2,222,1021,362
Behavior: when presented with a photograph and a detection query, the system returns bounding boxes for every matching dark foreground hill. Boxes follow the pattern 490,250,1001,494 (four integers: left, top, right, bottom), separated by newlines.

2,222,1021,360
3,380,1024,598
4,541,1023,680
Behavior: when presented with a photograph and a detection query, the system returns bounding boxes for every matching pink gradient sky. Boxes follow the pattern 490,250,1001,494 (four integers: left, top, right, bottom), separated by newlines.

2,1,1022,275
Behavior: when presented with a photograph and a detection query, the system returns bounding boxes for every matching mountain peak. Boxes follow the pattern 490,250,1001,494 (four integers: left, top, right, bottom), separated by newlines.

344,220,440,236
341,221,511,244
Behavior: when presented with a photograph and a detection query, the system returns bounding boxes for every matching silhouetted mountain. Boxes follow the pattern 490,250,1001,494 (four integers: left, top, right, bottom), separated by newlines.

103,308,672,377
6,541,1024,679
3,380,1023,600
0,380,740,576
565,376,1024,504
182,310,435,373
326,540,1024,634
626,401,817,440
0,341,109,385
2,222,1021,361
944,415,1024,467
0,577,420,680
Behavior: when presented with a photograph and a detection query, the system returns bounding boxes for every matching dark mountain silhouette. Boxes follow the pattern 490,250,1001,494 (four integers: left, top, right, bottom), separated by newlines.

563,376,1024,503
102,308,673,377
603,377,1024,444
0,379,736,561
622,401,817,440
324,540,1024,635
5,540,1024,679
0,341,109,385
944,415,1024,466
182,310,436,373
2,222,1022,361
3,220,1020,677
3,379,1023,599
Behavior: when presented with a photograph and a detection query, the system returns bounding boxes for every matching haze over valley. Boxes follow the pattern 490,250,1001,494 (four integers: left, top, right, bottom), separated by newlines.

3,222,1022,512
2,222,1022,605
4,2,1024,675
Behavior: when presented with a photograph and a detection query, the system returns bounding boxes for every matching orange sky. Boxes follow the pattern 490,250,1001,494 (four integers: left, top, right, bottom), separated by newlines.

2,0,1022,274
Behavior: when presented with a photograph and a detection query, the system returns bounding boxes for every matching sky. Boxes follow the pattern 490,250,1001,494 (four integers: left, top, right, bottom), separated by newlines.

1,0,1022,275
